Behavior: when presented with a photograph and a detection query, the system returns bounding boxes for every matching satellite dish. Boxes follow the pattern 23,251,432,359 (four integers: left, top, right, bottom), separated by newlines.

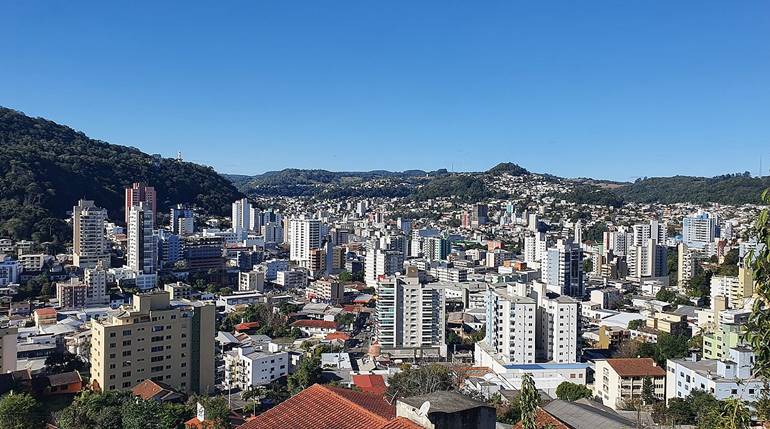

418,401,431,416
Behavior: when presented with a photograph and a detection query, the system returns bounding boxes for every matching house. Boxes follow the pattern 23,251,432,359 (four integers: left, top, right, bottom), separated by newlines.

234,384,422,429
132,379,186,403
352,374,387,396
43,371,83,395
396,390,496,429
593,358,666,410
291,319,338,336
33,307,57,326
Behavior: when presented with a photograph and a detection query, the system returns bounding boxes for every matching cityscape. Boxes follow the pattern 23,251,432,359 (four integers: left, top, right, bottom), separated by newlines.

3,2,770,429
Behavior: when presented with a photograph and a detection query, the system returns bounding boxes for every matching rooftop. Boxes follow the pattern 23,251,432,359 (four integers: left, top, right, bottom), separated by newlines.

605,358,666,377
399,390,488,414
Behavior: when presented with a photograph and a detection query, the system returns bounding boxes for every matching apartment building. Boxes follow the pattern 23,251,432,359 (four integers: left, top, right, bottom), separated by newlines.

90,291,215,394
594,358,666,410
542,239,584,298
72,199,110,269
288,216,321,268
485,285,537,364
239,270,265,292
376,270,446,358
224,346,289,389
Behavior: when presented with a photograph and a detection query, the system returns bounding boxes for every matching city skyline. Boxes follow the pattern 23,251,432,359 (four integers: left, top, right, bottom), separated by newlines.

3,1,770,181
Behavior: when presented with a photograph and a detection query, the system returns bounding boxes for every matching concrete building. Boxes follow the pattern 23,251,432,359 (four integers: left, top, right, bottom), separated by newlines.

288,216,321,268
594,358,666,410
666,347,762,404
124,182,156,226
127,202,157,276
710,272,753,309
72,199,110,269
164,282,194,300
224,346,289,389
90,291,215,394
365,244,404,288
0,257,22,287
627,238,667,280
683,211,717,249
376,270,446,358
542,239,584,298
170,204,194,235
276,270,307,289
484,285,537,364
239,270,265,292
0,326,18,374
306,279,345,303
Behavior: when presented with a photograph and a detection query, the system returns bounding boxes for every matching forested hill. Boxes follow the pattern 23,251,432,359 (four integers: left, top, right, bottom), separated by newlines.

615,174,770,205
0,107,242,242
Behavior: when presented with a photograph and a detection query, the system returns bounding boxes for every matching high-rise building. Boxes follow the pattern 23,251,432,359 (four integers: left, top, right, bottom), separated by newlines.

524,232,547,264
627,239,667,279
127,202,157,275
232,198,253,237
170,205,194,235
365,243,404,288
485,285,537,364
683,211,718,249
424,236,450,261
124,182,156,225
542,239,584,297
573,220,583,244
72,199,110,269
263,221,284,244
288,216,321,268
90,291,215,394
376,271,446,357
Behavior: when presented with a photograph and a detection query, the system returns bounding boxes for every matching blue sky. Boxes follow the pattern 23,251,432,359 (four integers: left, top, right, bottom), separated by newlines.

2,1,769,181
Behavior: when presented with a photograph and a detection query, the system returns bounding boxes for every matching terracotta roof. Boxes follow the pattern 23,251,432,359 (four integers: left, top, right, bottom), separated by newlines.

513,409,569,429
352,374,387,396
291,320,337,329
234,321,260,332
325,332,351,341
236,384,397,429
132,379,185,402
605,358,666,377
34,307,57,316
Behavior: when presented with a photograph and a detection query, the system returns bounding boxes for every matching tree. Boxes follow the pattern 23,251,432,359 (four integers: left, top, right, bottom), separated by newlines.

386,364,455,399
0,392,46,429
338,271,353,282
519,373,539,429
655,288,677,303
194,397,231,429
641,377,656,405
746,189,770,376
582,259,593,273
121,399,166,429
45,351,85,374
555,381,592,401
288,355,322,394
627,319,645,330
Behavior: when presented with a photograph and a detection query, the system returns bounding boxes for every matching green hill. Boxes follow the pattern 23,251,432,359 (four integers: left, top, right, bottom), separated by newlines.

0,107,242,243
616,174,770,205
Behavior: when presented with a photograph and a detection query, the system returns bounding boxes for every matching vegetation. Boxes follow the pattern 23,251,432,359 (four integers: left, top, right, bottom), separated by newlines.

0,392,46,429
616,174,770,205
555,381,593,401
746,189,770,377
519,373,539,429
634,333,691,366
653,390,750,429
218,303,293,337
0,107,242,240
627,319,645,330
385,364,455,399
487,162,529,176
413,175,506,202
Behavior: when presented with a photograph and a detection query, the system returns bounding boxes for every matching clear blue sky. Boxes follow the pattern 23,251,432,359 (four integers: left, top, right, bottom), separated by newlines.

2,1,770,181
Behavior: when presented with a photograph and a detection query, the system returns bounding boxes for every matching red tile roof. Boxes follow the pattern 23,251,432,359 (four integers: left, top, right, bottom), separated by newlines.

325,332,351,342
352,374,387,396
236,384,398,429
378,417,424,429
513,409,569,429
34,307,57,317
605,358,666,377
234,321,260,332
291,320,337,329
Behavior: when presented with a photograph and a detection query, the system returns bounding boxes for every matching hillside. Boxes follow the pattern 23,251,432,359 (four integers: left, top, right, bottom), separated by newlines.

0,107,243,242
616,174,770,205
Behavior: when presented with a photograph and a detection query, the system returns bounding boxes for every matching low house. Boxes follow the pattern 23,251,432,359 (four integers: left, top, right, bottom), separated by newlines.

291,319,338,336
132,379,186,403
44,371,83,395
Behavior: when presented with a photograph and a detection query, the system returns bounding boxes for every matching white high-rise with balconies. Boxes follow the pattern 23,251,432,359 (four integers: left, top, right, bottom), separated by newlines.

485,284,537,364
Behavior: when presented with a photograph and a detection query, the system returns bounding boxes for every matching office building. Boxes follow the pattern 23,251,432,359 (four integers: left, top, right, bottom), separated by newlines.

90,291,215,394
72,199,110,269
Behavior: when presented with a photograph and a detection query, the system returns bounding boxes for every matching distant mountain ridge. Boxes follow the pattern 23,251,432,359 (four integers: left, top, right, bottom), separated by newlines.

0,107,243,242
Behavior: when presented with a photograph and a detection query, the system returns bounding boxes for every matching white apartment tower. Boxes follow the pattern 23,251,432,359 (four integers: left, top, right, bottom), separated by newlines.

288,216,321,268
365,242,404,288
127,202,157,274
375,272,446,356
485,285,537,364
73,199,110,269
